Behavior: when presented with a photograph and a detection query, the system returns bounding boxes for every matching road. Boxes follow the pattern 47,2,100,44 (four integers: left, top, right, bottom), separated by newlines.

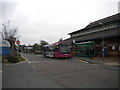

3,53,118,88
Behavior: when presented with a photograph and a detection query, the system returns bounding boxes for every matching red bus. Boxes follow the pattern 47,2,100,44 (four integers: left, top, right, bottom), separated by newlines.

43,42,73,58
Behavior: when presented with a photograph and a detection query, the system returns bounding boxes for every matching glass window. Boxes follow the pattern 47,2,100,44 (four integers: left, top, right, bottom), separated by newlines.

60,44,71,54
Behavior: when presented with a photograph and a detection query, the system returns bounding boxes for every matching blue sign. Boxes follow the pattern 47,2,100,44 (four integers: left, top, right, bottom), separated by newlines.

0,40,10,56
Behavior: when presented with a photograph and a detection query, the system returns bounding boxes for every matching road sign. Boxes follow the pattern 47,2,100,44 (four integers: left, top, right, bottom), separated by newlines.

16,40,20,45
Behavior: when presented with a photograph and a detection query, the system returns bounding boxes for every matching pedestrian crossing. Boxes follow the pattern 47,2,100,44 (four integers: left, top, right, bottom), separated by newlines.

27,60,56,64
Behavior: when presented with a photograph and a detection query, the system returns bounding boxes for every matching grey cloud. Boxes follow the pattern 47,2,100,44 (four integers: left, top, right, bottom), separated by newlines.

1,2,17,21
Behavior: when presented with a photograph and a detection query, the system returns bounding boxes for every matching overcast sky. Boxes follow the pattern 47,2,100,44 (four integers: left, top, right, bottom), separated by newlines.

0,0,119,45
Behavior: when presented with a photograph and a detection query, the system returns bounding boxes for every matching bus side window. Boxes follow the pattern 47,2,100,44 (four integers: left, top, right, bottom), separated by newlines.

54,45,59,51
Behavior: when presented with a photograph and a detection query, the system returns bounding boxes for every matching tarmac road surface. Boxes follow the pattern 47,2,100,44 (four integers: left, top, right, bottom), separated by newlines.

2,53,119,88
2,62,63,88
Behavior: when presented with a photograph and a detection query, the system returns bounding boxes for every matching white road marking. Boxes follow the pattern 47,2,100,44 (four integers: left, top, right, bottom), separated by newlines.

77,60,89,63
32,66,35,69
31,66,37,71
28,61,31,63
27,60,56,64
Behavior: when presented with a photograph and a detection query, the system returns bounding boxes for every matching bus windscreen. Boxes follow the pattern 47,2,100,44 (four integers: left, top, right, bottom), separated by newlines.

59,44,71,54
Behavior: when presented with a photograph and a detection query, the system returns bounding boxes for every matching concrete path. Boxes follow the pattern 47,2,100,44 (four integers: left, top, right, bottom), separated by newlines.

75,57,119,66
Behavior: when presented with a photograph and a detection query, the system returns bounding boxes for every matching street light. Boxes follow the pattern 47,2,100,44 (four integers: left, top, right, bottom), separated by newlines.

99,21,104,60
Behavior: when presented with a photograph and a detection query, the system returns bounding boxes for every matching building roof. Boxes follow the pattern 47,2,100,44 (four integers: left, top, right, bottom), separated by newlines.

68,13,120,35
68,28,86,35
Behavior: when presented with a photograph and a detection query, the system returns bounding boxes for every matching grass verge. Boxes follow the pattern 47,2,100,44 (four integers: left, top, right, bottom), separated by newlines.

18,56,26,62
5,55,26,63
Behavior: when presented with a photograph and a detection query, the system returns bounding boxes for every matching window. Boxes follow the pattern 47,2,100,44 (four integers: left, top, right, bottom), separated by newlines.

112,45,117,51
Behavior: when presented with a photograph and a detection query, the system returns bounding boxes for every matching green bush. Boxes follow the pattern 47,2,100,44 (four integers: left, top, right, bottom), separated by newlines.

7,55,19,63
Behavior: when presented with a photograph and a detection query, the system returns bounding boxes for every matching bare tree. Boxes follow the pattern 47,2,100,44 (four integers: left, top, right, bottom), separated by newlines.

1,21,18,54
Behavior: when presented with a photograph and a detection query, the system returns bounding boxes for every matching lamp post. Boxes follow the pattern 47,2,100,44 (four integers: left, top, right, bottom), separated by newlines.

72,39,76,55
99,21,104,60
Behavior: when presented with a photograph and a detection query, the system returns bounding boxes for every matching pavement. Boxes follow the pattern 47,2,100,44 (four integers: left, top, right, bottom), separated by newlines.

74,57,119,66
